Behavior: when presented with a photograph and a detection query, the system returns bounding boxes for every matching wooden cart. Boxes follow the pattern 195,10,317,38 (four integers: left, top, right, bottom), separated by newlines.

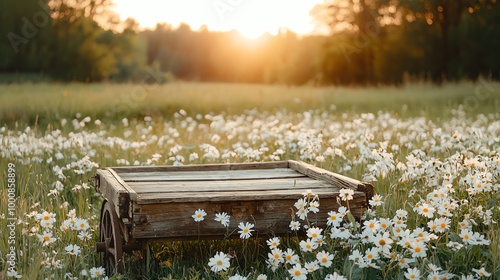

94,160,374,274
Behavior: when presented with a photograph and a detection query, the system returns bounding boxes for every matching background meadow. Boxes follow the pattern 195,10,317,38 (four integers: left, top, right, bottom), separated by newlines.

1,82,499,279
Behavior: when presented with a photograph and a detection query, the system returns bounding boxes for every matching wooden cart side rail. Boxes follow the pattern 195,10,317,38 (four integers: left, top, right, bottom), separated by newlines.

109,161,289,173
96,169,133,219
288,160,375,205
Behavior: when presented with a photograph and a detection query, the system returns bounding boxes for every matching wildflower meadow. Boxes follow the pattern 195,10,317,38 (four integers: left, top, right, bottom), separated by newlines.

0,82,499,279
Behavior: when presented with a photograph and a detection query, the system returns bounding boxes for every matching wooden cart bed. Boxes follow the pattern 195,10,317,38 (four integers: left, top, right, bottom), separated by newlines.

95,160,373,240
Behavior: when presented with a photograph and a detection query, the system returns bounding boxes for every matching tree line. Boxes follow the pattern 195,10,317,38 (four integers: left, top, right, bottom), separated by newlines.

1,0,499,85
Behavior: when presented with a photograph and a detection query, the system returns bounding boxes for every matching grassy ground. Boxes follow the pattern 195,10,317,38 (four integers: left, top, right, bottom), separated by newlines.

1,81,499,127
0,81,499,279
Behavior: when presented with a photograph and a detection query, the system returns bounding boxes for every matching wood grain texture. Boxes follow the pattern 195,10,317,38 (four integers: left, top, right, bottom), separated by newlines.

288,160,361,190
131,196,368,239
118,168,305,182
96,169,131,219
96,160,372,240
127,177,331,194
111,161,289,173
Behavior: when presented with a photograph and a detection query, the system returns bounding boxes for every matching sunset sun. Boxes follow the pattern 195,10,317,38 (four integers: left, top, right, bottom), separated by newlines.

112,0,323,36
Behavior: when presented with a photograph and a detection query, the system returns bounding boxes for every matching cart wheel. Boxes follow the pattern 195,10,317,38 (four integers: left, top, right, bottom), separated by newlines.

100,201,124,275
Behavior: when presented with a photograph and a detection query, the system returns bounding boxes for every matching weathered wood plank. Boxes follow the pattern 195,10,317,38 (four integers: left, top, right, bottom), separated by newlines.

117,168,304,182
288,160,360,190
134,188,366,204
131,197,368,239
111,161,289,173
106,168,138,200
96,169,131,219
127,177,333,194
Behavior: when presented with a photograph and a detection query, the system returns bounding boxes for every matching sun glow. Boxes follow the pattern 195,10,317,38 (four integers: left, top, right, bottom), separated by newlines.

112,0,323,37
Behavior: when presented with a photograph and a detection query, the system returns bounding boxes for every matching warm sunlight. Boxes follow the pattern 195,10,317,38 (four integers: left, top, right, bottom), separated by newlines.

112,0,323,37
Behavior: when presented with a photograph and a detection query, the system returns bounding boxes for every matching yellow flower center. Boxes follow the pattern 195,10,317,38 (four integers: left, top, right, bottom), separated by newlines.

217,260,223,266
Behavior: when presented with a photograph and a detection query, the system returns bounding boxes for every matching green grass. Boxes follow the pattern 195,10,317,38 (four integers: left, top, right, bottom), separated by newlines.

1,81,499,127
0,81,499,279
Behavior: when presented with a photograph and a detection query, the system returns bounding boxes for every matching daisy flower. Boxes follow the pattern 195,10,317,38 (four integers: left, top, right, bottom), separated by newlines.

459,229,477,245
370,232,393,254
410,241,428,258
266,237,280,249
65,244,81,256
294,198,306,209
304,260,319,273
237,222,254,239
472,267,491,278
214,212,230,227
364,247,381,263
417,203,435,218
339,188,354,201
348,249,364,264
308,201,320,213
268,248,283,264
74,218,90,231
327,211,342,227
307,227,323,240
208,252,230,272
369,194,384,206
404,267,421,279
283,248,300,264
37,231,56,246
435,217,451,233
289,221,300,231
37,211,56,224
378,218,392,231
296,207,309,220
395,209,408,219
89,267,106,278
427,271,440,280
256,274,267,280
288,263,308,280
77,231,92,241
300,238,318,252
337,206,349,217
192,209,207,222
316,250,334,267
364,218,380,233
67,209,77,218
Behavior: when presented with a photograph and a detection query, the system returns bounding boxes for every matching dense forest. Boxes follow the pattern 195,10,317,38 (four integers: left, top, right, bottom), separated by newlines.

1,0,499,85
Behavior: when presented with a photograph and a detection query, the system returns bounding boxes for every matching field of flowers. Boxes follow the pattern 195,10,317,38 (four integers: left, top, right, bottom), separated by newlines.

0,82,499,279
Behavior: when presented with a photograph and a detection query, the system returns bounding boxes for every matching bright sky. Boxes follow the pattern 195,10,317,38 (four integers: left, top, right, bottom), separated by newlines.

112,0,323,38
